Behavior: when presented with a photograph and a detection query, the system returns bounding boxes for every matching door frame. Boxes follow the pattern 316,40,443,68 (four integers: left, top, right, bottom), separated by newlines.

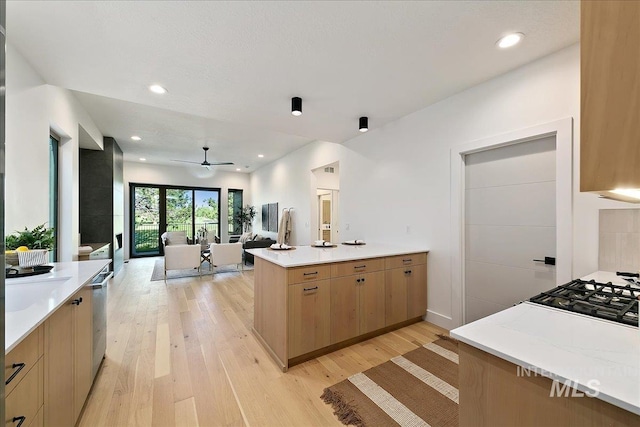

449,118,573,327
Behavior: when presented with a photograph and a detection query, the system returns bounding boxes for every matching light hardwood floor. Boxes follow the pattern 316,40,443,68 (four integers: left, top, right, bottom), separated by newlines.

78,257,447,427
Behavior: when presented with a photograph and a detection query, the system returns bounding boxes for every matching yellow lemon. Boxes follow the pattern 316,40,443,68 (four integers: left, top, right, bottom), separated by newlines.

16,246,30,252
5,250,15,254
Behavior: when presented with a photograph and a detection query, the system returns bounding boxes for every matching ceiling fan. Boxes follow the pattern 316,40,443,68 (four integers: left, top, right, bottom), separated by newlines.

171,147,234,170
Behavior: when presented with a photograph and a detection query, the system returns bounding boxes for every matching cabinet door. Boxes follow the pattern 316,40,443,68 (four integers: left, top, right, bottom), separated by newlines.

73,287,93,421
359,271,386,335
407,264,427,318
5,358,43,427
385,268,408,326
330,276,359,343
288,280,331,358
45,300,74,427
581,0,640,192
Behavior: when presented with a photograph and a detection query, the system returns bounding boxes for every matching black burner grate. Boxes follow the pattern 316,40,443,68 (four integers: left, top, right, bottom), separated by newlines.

529,279,639,327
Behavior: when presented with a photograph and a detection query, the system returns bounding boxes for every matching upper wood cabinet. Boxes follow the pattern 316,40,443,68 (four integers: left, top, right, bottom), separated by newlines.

581,0,640,200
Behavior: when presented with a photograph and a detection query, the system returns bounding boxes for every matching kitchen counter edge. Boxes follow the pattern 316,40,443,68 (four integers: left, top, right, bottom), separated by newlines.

246,244,429,268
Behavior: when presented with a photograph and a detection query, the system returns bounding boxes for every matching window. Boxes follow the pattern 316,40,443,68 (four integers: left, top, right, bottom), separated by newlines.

130,184,221,257
49,134,59,261
228,189,243,235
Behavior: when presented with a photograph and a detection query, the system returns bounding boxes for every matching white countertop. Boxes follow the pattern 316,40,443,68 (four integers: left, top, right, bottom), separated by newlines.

5,260,111,353
451,271,640,416
246,243,429,267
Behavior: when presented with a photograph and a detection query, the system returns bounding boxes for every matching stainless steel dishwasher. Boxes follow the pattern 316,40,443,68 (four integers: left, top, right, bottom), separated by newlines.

90,265,112,380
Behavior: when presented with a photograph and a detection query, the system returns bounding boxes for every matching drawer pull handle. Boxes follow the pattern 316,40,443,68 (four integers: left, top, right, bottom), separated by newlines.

403,258,412,263
405,270,412,275
303,272,318,276
72,297,83,305
12,416,26,427
354,265,366,269
6,363,25,385
303,286,318,292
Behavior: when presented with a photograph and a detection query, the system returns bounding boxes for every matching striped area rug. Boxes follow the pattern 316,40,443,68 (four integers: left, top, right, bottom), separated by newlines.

321,338,459,427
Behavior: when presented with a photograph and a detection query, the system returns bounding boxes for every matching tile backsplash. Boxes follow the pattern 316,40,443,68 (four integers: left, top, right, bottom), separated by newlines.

599,209,640,272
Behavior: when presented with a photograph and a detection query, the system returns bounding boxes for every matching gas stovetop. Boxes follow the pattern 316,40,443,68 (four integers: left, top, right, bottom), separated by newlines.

529,279,639,327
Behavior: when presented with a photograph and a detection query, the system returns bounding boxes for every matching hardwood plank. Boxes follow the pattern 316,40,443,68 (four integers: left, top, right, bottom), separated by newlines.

174,397,199,427
77,257,456,427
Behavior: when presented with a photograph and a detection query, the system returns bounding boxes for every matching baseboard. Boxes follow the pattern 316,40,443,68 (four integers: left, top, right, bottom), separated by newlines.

426,309,454,331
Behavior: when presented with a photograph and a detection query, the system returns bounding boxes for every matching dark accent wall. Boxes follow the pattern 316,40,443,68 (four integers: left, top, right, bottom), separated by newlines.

79,137,124,274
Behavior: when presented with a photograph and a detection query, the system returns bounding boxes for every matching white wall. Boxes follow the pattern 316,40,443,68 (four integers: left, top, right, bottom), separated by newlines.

250,142,349,243
250,44,632,330
123,161,251,259
6,43,103,261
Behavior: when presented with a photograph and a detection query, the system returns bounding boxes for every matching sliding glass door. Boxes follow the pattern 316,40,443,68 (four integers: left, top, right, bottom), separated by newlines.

130,184,220,257
132,186,161,256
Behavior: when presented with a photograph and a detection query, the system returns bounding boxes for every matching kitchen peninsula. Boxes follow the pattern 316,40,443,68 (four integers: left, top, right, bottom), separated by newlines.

247,244,429,371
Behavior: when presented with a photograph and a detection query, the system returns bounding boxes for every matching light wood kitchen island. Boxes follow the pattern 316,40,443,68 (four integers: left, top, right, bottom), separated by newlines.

247,244,429,371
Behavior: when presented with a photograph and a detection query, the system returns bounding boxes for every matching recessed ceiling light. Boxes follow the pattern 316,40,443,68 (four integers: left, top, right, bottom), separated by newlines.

149,84,167,94
258,154,264,158
236,168,241,171
131,135,142,141
139,158,146,161
496,33,524,49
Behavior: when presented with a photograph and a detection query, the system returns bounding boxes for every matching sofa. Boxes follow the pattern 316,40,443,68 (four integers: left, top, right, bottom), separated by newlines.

238,233,276,265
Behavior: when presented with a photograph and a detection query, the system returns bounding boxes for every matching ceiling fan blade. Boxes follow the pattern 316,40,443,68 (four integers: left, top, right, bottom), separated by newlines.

171,159,202,165
208,162,234,166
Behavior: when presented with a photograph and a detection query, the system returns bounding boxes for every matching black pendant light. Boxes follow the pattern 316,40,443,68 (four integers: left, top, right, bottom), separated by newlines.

359,116,369,132
291,97,302,116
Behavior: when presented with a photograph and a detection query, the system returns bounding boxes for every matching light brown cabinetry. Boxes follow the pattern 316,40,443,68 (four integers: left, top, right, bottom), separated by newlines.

5,326,44,427
288,280,331,358
330,268,386,343
254,251,428,371
459,342,640,427
581,0,640,198
385,257,428,325
44,287,93,426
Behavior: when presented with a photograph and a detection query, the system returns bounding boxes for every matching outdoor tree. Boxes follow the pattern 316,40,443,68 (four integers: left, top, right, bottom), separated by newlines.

195,197,219,221
134,187,159,224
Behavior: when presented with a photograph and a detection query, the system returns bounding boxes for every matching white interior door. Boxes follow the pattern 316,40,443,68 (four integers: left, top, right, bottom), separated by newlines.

464,136,556,323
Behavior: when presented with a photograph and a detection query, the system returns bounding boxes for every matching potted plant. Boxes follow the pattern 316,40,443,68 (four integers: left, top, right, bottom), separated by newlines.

5,223,55,265
234,205,256,233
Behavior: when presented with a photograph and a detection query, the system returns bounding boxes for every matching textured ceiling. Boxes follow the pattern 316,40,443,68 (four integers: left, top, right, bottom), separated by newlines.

7,1,579,170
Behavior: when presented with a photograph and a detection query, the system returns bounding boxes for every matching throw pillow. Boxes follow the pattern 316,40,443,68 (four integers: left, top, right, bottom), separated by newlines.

239,232,254,244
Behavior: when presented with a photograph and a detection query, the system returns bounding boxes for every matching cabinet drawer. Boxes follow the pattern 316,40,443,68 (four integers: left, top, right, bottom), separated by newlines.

5,325,44,396
331,258,385,277
6,358,43,427
288,264,331,284
385,252,427,270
